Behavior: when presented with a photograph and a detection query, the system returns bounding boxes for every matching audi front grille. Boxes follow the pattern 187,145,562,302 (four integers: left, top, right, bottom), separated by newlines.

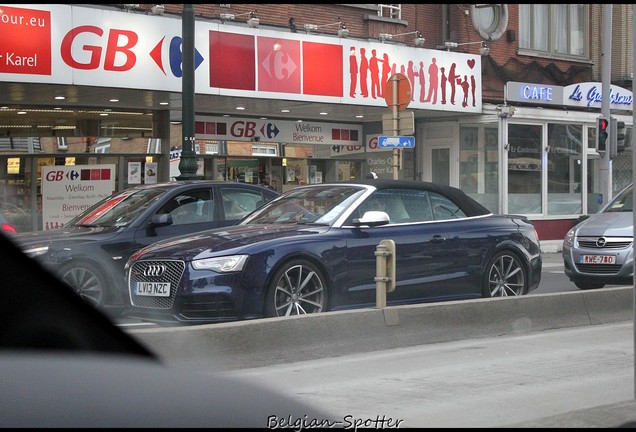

129,260,185,309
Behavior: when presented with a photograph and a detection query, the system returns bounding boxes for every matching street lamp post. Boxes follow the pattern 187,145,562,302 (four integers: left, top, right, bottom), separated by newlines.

176,4,200,180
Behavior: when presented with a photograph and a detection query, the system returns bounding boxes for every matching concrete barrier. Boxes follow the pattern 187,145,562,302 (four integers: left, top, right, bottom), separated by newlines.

129,287,633,371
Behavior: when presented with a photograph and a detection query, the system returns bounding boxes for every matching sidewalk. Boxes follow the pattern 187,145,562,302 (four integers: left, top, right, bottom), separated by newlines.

540,239,563,254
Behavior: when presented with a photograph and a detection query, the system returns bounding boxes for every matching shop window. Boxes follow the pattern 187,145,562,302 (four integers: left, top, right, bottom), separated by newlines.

507,124,542,214
431,148,450,185
459,125,499,213
547,123,582,215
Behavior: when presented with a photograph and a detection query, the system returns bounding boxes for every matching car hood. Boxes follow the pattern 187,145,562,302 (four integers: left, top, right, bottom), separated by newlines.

575,212,633,237
135,224,329,261
10,225,122,249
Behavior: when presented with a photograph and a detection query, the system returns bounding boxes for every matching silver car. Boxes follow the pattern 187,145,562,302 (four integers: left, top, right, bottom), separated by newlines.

562,183,633,289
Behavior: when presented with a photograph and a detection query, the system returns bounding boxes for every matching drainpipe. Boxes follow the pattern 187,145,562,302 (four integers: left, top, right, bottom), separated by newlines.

442,4,450,43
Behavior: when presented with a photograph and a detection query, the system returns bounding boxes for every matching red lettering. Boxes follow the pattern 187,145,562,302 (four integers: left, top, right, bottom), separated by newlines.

45,171,65,181
104,29,137,71
230,121,257,138
61,25,103,70
61,27,137,71
243,122,256,138
368,137,378,150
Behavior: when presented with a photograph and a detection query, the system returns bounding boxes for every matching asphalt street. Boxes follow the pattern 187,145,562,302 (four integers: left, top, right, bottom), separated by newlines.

219,321,635,428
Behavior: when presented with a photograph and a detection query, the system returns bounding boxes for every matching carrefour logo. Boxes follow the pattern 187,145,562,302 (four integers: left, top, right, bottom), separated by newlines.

150,36,204,77
261,123,280,140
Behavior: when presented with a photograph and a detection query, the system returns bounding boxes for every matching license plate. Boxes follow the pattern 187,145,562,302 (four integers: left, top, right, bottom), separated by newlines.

135,281,171,297
580,255,616,264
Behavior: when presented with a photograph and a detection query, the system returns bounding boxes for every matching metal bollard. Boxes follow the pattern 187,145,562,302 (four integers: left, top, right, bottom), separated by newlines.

375,239,396,308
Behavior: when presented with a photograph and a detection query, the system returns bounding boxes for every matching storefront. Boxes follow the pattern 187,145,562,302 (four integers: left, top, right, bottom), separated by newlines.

418,81,633,245
0,4,480,232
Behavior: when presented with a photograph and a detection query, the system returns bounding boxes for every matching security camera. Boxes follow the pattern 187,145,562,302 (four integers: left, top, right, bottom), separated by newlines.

151,4,165,15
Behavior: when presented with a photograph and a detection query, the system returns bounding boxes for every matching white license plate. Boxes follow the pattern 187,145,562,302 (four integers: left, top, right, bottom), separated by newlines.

135,281,171,297
580,255,616,264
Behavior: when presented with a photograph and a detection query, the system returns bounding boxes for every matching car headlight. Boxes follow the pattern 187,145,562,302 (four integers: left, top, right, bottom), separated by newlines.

563,228,575,247
22,245,49,257
191,255,248,272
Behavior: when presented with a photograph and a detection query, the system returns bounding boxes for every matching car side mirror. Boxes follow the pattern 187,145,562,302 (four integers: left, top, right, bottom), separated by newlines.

150,214,173,227
352,210,390,227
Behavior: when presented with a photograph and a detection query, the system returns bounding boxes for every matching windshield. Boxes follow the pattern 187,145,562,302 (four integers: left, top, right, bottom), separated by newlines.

67,188,165,227
604,185,633,213
239,185,366,226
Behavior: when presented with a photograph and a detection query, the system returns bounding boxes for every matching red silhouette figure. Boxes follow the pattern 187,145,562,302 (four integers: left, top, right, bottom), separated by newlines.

440,67,447,104
448,63,458,105
359,48,369,97
391,63,397,75
380,53,391,97
407,60,417,101
349,47,358,98
424,58,439,104
369,49,381,99
418,61,426,102
460,75,470,107
470,74,476,107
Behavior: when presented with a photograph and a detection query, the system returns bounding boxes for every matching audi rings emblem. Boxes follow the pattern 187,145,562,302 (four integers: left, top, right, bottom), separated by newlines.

596,237,607,248
143,264,166,277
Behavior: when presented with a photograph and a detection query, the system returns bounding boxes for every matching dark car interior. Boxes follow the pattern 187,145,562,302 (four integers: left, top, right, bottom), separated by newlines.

0,230,330,427
0,231,156,356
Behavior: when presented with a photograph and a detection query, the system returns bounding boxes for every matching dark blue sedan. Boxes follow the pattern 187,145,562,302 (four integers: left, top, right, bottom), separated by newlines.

11,181,278,314
125,180,542,324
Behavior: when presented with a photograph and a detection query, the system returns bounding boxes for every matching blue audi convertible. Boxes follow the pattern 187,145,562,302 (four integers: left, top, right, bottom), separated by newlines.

124,180,542,324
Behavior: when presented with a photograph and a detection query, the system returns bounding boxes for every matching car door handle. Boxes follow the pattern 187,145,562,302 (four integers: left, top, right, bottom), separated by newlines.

431,235,446,243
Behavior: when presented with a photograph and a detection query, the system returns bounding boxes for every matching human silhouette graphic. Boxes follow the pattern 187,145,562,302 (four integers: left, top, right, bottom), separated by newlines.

349,47,358,97
440,67,447,104
391,62,397,75
460,75,470,107
380,53,391,97
407,60,416,101
369,49,381,99
448,63,458,105
424,58,439,104
471,74,476,107
418,61,426,102
359,48,369,98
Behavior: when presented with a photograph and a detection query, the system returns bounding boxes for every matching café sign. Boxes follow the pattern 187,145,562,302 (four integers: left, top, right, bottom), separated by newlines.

506,81,632,111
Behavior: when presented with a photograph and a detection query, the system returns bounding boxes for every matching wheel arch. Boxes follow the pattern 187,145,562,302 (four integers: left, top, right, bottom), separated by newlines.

481,241,532,275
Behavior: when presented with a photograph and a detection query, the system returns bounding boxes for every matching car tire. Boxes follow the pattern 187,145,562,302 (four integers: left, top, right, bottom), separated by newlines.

58,261,106,309
482,250,528,297
264,259,328,318
574,280,605,290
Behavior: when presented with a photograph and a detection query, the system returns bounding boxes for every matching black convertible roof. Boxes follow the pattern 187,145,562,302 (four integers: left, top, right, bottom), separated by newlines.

344,179,492,217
